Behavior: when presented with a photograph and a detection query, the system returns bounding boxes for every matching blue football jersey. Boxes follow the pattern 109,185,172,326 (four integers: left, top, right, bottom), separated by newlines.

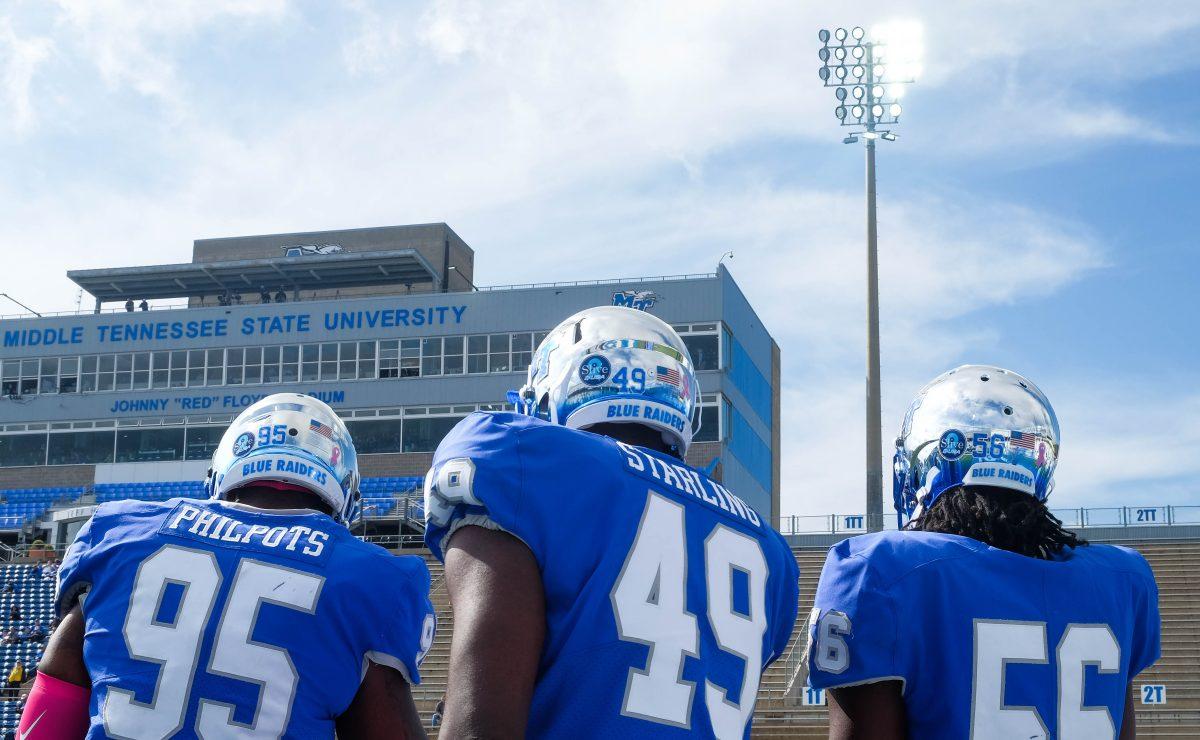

424,411,800,739
57,498,435,740
807,531,1161,739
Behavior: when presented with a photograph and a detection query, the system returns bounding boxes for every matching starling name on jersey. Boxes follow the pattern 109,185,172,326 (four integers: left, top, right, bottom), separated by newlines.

165,503,329,558
617,442,761,527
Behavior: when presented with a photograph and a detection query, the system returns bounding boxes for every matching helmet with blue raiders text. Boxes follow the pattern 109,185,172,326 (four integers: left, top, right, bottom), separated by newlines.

514,305,699,454
205,393,360,525
893,365,1060,528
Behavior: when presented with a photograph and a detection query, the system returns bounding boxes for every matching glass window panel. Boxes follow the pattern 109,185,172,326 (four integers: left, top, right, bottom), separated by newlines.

402,416,465,453
444,336,463,354
188,367,205,386
359,341,375,359
20,359,37,378
421,354,442,376
207,367,225,385
58,376,78,394
283,345,299,363
693,405,720,443
340,342,357,361
61,357,78,374
1,380,16,396
467,336,487,354
320,361,337,380
345,419,404,454
169,369,187,388
115,354,133,372
0,361,16,380
222,348,241,366
683,334,720,372
302,344,319,362
0,433,47,466
151,370,169,388
170,350,187,369
226,366,243,385
321,343,338,361
244,364,262,384
445,354,464,374
301,363,318,382
245,347,262,365
185,427,224,460
357,360,375,379
47,431,114,465
188,350,205,369
134,353,151,371
339,359,357,380
132,371,150,390
116,427,185,463
282,363,299,383
19,378,38,395
263,346,280,364
82,355,98,373
80,375,96,393
207,349,224,367
97,374,115,392
40,358,59,375
535,331,549,346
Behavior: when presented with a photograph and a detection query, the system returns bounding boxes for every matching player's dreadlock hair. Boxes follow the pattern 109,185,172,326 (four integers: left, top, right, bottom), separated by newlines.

908,485,1085,559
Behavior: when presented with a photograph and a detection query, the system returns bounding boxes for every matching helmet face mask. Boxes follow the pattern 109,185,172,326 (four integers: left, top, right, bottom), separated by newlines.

206,393,361,525
893,365,1060,528
517,306,699,455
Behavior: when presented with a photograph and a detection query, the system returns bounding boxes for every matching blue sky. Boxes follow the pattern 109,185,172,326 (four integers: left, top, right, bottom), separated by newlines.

0,1,1197,516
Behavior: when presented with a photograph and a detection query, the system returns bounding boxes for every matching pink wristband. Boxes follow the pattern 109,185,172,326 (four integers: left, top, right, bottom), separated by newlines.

18,672,91,739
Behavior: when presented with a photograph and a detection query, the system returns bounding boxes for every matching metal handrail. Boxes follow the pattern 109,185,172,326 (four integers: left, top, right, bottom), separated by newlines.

779,505,1200,536
0,272,720,320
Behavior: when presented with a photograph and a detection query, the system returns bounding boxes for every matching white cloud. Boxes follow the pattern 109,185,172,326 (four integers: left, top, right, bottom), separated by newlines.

0,17,53,134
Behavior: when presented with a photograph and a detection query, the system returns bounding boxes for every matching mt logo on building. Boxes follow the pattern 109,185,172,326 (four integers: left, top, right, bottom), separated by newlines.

612,290,659,311
281,244,346,257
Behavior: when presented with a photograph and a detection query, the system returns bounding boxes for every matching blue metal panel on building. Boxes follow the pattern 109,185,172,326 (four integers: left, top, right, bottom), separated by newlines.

729,406,772,492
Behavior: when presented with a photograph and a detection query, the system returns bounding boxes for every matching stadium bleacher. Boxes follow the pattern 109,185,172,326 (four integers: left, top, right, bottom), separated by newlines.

0,487,84,530
0,563,57,736
360,475,423,519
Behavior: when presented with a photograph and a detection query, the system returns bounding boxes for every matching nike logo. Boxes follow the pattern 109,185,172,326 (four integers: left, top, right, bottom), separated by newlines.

20,711,46,740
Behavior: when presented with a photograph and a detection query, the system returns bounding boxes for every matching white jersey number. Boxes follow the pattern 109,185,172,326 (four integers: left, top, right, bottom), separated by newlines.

611,492,769,740
107,545,323,740
970,620,1121,740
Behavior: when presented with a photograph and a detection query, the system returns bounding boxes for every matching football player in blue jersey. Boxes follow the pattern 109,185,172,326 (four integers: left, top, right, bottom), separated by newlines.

22,393,435,739
807,366,1161,740
424,305,800,738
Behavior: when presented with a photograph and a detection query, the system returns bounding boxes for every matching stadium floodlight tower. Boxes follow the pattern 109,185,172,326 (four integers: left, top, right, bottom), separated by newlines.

818,21,922,532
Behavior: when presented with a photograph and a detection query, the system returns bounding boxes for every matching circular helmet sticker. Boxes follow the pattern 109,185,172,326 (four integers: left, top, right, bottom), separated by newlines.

232,432,255,457
938,429,967,461
578,354,612,386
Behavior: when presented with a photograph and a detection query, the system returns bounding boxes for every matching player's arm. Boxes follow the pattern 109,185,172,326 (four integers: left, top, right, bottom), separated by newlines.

336,661,426,740
19,604,91,738
827,681,906,740
440,524,546,739
1120,683,1136,740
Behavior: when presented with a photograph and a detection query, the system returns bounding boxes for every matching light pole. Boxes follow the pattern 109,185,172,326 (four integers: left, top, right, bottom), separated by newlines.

818,23,921,531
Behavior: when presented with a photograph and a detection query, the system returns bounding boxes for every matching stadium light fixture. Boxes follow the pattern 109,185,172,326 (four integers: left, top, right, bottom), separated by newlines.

816,20,922,532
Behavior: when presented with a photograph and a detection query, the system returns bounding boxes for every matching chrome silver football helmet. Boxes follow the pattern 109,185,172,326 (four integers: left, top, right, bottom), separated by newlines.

205,393,361,525
893,365,1060,527
513,305,699,454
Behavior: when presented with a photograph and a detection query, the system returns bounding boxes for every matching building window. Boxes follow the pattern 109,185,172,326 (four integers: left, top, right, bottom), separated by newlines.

444,336,465,375
400,340,420,378
345,419,404,454
467,336,487,374
117,427,185,463
47,431,115,465
0,434,47,467
185,427,224,460
402,416,465,452
682,333,720,372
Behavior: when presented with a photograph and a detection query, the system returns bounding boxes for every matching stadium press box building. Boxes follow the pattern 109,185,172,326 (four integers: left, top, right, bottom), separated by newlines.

0,224,781,532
